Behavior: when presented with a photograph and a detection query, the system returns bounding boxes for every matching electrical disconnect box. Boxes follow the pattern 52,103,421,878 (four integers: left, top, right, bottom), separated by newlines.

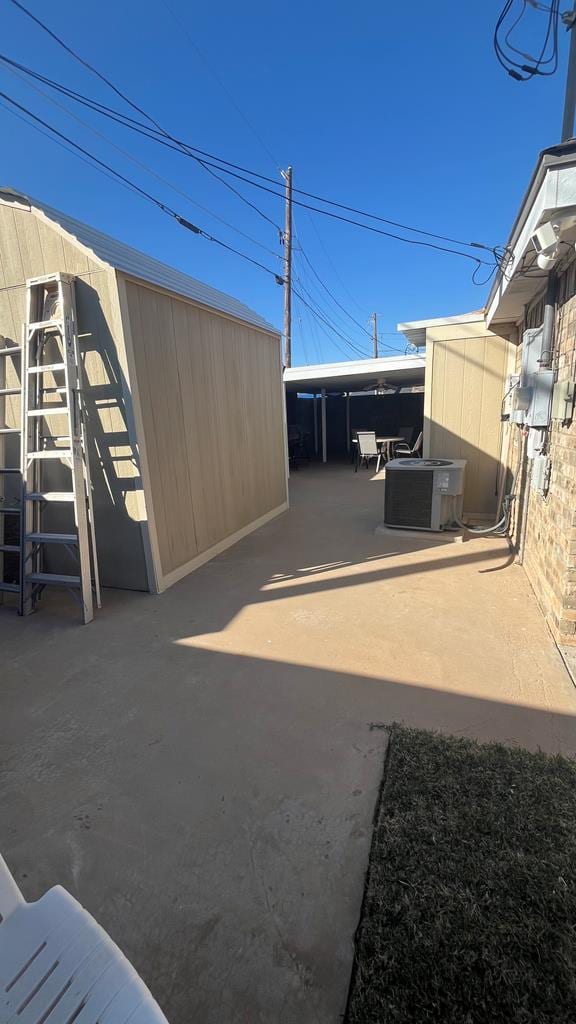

532,454,551,494
552,379,576,421
513,327,554,428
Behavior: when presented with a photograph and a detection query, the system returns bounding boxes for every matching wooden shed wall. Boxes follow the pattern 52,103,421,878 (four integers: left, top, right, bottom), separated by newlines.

0,203,149,590
122,278,288,588
423,321,515,514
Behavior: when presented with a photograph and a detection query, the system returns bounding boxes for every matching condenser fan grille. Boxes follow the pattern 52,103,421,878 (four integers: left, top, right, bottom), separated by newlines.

384,469,434,528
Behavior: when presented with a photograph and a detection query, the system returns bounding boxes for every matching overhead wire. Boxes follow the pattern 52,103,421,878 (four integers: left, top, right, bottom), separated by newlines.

0,89,285,283
494,0,562,80
157,0,282,174
2,60,285,262
6,1,283,233
0,37,500,266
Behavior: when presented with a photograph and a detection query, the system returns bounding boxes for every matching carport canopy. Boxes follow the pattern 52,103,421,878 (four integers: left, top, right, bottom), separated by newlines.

284,354,426,462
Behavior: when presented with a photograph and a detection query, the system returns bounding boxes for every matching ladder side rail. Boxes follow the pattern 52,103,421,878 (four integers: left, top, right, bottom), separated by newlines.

61,281,93,624
69,288,101,609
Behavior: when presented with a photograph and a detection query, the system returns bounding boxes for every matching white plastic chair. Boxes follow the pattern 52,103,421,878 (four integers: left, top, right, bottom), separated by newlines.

0,854,168,1023
355,431,383,473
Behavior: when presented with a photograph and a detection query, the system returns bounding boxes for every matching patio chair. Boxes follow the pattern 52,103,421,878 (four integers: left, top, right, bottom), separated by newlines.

0,853,169,1023
355,431,384,473
394,430,423,458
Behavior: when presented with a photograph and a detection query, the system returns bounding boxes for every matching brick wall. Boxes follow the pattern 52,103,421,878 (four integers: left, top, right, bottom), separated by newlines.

511,258,576,643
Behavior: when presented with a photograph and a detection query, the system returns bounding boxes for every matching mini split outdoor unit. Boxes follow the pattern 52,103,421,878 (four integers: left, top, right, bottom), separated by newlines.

384,458,467,532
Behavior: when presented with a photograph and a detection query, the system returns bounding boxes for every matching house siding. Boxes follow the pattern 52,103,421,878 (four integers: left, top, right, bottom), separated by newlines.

423,320,515,514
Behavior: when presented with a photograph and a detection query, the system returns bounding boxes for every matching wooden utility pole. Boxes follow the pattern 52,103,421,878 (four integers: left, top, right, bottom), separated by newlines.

282,166,293,367
371,312,378,358
562,5,576,141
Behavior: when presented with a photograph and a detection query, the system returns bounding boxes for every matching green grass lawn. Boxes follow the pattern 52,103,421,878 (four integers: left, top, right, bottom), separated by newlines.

345,726,576,1023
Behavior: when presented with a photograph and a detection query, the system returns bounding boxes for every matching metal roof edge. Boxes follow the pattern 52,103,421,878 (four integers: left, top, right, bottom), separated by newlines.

0,187,278,335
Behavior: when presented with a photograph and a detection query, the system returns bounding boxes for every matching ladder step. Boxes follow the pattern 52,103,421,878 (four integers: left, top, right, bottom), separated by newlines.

28,319,61,332
0,467,19,474
28,407,69,417
26,572,81,587
28,449,73,460
0,544,19,553
0,581,19,593
26,492,75,502
0,505,21,514
0,427,21,434
0,347,21,356
26,532,77,545
28,363,66,374
0,387,20,396
40,386,67,395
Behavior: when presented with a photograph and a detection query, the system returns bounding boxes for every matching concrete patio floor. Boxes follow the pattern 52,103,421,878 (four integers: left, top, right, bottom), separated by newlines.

1,463,576,1023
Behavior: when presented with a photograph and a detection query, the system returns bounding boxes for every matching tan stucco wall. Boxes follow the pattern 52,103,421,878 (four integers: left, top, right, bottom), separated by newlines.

423,320,515,514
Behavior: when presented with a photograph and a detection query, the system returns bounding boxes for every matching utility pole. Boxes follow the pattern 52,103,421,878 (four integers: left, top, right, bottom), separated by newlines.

282,166,293,367
371,312,378,359
561,5,576,141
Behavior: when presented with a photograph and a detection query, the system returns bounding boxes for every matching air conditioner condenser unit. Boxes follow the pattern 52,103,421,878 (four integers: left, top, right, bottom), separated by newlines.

384,458,467,531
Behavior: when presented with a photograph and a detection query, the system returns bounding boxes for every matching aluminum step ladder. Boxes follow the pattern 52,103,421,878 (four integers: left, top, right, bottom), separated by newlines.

19,273,100,623
0,335,23,600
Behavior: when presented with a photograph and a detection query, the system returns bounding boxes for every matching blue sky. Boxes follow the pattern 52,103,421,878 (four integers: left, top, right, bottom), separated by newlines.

0,0,570,363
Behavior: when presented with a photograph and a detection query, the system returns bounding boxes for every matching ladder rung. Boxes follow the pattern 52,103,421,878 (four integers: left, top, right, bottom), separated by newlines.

26,532,77,545
26,492,75,503
28,319,62,331
0,427,20,435
0,544,19,553
0,387,20,396
0,347,21,356
40,434,70,441
28,363,66,374
0,467,19,474
28,449,73,460
0,581,19,593
26,572,81,587
0,506,21,514
40,387,67,395
28,407,69,417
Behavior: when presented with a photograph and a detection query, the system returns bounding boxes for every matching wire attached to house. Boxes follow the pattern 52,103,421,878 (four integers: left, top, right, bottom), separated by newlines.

494,0,562,80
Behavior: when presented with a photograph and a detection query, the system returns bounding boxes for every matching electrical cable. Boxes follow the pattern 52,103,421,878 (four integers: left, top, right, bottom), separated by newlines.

3,60,285,262
0,89,284,283
0,44,501,261
494,0,562,80
292,286,373,359
6,2,283,233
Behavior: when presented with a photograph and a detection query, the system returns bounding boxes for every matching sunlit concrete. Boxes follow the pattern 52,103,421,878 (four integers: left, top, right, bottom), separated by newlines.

1,463,575,1023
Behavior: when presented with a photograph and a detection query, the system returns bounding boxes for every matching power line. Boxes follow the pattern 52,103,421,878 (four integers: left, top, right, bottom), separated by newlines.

292,273,370,358
3,60,285,262
0,89,284,283
157,0,281,173
292,285,373,359
6,1,283,233
0,37,499,264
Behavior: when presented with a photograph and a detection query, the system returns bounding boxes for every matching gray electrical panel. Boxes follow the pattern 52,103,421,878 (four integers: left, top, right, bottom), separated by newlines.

516,327,554,428
526,369,554,427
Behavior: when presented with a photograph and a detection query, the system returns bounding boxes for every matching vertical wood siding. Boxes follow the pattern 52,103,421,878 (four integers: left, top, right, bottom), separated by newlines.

124,279,287,579
424,326,513,514
0,203,148,589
